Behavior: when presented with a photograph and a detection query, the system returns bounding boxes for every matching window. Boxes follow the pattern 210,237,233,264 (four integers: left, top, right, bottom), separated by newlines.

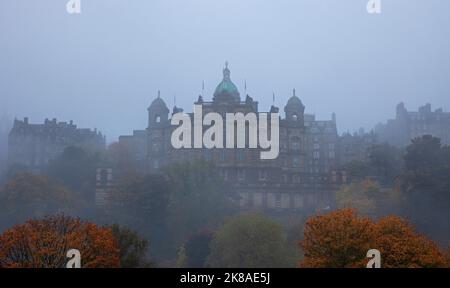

291,137,300,151
204,150,212,161
220,170,228,181
292,114,298,121
313,151,320,159
293,157,300,168
237,169,246,181
220,151,226,161
237,151,245,162
275,194,282,208
155,115,161,123
259,170,267,181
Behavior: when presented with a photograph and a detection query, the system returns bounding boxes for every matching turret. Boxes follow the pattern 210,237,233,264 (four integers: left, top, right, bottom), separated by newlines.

147,90,169,128
284,89,305,125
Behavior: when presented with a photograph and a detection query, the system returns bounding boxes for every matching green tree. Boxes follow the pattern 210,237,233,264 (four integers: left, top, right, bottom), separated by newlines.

47,146,101,202
107,174,170,260
206,214,297,268
184,230,213,268
344,160,373,181
110,224,152,268
164,160,237,250
368,143,403,185
399,135,450,241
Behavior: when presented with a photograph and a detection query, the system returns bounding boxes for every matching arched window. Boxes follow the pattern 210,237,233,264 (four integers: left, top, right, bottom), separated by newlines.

292,114,298,121
155,115,161,123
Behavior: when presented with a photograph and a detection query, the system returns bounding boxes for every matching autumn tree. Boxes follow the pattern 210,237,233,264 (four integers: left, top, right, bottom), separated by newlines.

0,172,83,229
207,214,297,268
300,209,446,268
444,247,450,267
374,216,446,268
300,209,374,268
0,215,120,268
336,179,403,217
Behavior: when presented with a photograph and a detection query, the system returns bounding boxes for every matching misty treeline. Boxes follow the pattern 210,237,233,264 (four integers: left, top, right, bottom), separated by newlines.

341,135,450,245
0,134,449,267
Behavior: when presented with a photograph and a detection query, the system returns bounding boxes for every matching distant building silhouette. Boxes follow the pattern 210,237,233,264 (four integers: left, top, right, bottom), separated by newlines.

375,103,450,147
0,114,12,176
338,130,378,166
8,118,105,171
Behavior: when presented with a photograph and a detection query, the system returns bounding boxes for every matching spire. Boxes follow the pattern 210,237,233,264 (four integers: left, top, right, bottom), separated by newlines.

270,92,279,113
293,88,296,97
202,80,205,96
223,61,231,80
157,90,161,99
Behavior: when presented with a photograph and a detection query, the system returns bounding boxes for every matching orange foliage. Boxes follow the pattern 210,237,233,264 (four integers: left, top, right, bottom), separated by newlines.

0,215,120,268
300,209,446,268
300,209,373,268
374,216,445,268
445,247,450,268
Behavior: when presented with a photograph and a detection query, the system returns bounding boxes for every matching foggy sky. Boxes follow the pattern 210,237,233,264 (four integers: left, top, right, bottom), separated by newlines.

1,0,450,142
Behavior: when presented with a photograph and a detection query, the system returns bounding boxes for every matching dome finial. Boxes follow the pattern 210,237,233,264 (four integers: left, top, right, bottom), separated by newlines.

223,61,231,80
293,88,296,97
157,90,161,99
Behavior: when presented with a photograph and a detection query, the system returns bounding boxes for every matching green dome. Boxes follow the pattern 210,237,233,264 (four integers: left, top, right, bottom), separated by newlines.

213,63,240,102
214,79,239,97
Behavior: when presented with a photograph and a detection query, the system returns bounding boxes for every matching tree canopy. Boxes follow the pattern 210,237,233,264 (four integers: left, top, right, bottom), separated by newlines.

300,209,446,268
0,215,120,268
207,214,297,268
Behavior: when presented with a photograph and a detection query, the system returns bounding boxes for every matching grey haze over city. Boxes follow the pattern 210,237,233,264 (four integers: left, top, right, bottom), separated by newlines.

1,0,450,142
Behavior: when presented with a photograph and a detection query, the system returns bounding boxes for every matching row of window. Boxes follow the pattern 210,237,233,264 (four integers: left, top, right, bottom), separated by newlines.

220,170,330,183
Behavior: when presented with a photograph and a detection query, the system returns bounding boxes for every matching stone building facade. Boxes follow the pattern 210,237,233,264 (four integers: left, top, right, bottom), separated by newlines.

8,117,106,171
0,114,11,176
375,102,450,147
119,64,347,212
338,130,378,167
